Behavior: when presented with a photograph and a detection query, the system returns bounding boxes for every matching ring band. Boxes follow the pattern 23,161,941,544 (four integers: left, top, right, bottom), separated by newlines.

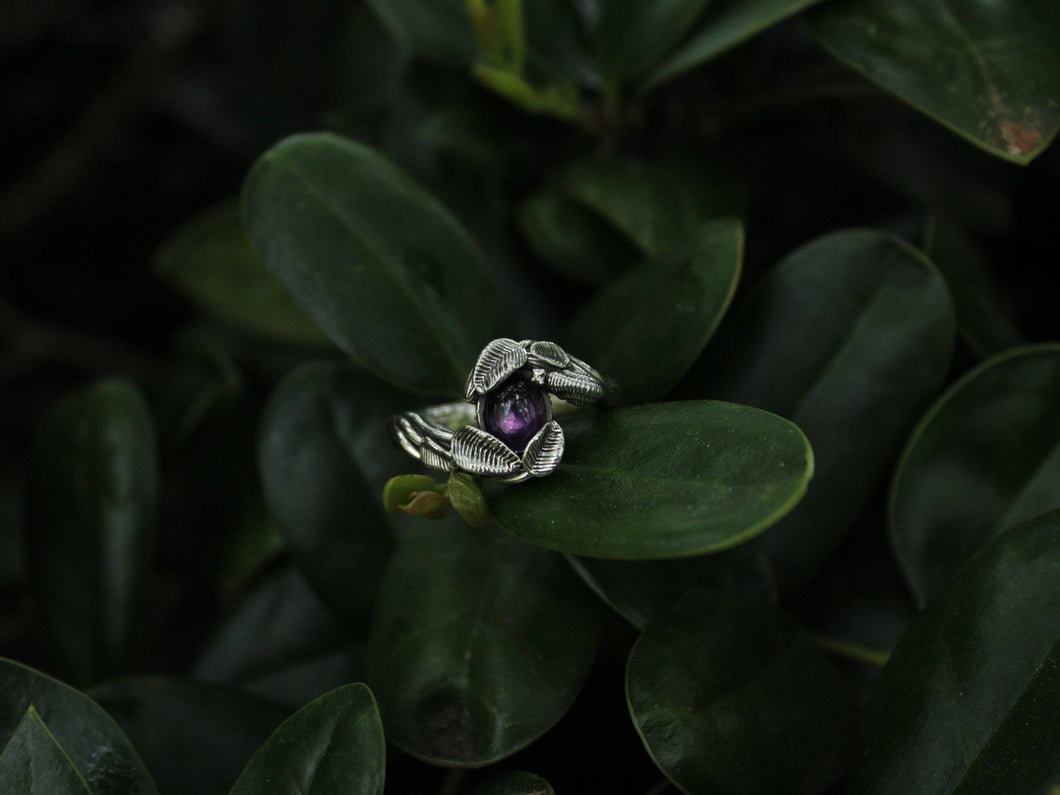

392,338,607,483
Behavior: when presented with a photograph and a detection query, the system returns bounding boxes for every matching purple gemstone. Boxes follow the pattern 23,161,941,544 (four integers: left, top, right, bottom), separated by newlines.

480,377,550,453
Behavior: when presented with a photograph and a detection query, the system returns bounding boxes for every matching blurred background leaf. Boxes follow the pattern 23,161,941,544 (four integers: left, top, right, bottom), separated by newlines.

890,344,1060,605
26,380,157,686
679,229,955,593
852,510,1060,793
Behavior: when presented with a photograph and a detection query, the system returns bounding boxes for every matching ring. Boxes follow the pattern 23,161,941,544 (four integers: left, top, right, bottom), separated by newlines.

392,338,607,483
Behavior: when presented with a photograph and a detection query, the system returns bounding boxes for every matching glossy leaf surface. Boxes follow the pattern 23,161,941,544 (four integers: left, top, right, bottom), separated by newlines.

26,379,157,685
368,523,603,766
891,344,1060,605
553,156,737,257
491,401,812,560
470,771,554,795
627,590,856,795
193,565,363,710
645,0,826,89
810,0,1060,163
564,218,742,404
243,133,499,394
595,0,710,84
567,546,775,630
680,229,954,590
922,215,1023,358
0,657,157,794
852,510,1060,793
91,677,288,795
230,683,385,795
516,190,641,285
154,201,328,346
0,708,90,794
259,363,400,630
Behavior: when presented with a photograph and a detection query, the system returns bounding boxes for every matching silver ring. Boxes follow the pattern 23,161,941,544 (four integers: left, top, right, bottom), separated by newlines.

392,338,607,483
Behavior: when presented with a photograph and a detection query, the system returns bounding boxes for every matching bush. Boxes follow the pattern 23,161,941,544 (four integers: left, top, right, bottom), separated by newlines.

2,1,1059,793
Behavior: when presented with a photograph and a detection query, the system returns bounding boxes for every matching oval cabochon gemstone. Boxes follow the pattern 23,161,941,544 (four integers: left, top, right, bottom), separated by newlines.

480,377,550,452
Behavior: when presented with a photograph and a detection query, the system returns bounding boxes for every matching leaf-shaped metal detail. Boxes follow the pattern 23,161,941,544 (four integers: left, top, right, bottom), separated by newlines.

465,338,527,401
420,445,455,473
452,426,523,478
528,340,570,368
522,421,564,477
547,370,605,406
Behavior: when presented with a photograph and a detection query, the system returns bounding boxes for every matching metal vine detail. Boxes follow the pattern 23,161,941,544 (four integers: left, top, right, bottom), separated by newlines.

393,338,603,483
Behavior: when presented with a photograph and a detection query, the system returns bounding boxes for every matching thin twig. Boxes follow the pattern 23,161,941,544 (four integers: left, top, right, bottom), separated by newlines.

0,294,166,383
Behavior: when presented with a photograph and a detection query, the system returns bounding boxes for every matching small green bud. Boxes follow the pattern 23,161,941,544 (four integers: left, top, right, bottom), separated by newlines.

398,490,451,520
383,474,443,514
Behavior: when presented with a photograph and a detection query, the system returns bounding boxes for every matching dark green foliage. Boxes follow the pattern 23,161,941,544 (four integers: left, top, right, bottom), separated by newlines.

3,1,1058,794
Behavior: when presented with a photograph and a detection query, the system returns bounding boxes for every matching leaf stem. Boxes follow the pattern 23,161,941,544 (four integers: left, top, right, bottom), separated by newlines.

811,634,891,668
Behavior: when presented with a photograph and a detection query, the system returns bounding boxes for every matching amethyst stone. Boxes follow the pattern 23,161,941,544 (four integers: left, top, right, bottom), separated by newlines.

479,377,550,453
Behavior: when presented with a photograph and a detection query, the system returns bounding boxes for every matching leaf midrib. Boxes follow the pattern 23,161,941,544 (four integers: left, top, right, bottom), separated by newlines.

945,634,1060,795
275,158,469,389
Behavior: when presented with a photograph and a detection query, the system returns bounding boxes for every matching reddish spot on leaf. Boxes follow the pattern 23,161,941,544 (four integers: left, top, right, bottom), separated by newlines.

1000,120,1043,156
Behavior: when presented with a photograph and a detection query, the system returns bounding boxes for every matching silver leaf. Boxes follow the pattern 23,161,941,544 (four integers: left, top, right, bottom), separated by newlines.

465,338,527,401
522,420,564,477
420,445,454,473
547,370,605,406
451,426,523,477
527,340,570,368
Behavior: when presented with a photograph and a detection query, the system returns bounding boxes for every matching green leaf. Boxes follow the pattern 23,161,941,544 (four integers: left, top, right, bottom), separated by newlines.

567,546,776,630
259,363,400,631
851,510,1060,794
645,0,828,90
922,215,1023,358
0,707,91,794
679,229,955,591
626,590,856,795
522,0,595,86
154,201,329,346
890,343,1060,606
26,379,158,685
242,132,500,395
595,0,711,84
469,770,554,795
365,0,590,85
516,190,642,285
491,401,813,560
364,0,476,65
368,523,603,767
553,155,739,258
90,677,288,795
447,471,489,528
193,565,364,711
809,0,1060,163
0,657,158,794
230,683,385,795
564,218,742,404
